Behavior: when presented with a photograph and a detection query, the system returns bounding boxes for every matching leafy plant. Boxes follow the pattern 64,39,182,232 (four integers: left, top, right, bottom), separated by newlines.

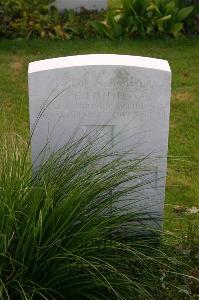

120,0,150,37
92,11,124,39
0,0,196,40
92,0,194,39
0,0,53,38
148,0,194,37
0,131,198,299
180,0,199,33
92,0,150,38
0,0,98,39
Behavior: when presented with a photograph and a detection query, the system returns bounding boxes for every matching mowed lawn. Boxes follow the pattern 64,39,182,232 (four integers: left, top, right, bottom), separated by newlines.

0,37,198,230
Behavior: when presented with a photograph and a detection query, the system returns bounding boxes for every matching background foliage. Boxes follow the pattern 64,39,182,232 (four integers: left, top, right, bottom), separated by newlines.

0,0,100,39
0,0,198,40
93,0,196,38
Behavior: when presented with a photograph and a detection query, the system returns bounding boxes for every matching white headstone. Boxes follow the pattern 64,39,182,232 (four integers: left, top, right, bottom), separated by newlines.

28,54,171,222
53,0,107,12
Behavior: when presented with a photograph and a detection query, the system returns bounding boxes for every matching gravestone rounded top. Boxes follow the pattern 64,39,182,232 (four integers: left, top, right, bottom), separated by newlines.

28,54,171,74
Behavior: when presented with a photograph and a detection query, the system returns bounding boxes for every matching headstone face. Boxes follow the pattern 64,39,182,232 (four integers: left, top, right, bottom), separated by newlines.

53,0,107,12
28,54,171,222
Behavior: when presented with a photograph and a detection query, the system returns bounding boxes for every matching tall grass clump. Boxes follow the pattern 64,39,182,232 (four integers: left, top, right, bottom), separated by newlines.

0,133,196,299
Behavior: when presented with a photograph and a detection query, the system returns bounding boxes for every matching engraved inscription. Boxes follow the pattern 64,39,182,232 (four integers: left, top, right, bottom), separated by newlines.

49,96,166,120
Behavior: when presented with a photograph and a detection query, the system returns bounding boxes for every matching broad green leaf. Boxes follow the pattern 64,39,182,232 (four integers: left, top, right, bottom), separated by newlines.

113,23,123,38
166,1,176,14
157,14,172,22
177,6,194,21
114,13,125,23
91,21,113,39
146,24,153,33
127,15,135,26
170,22,183,37
107,12,116,28
147,3,157,12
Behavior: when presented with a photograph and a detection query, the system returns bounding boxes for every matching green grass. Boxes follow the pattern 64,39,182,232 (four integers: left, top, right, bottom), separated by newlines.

0,37,198,233
1,134,195,300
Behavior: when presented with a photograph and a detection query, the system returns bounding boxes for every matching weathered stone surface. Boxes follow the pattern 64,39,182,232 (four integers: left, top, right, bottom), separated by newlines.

28,54,171,222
